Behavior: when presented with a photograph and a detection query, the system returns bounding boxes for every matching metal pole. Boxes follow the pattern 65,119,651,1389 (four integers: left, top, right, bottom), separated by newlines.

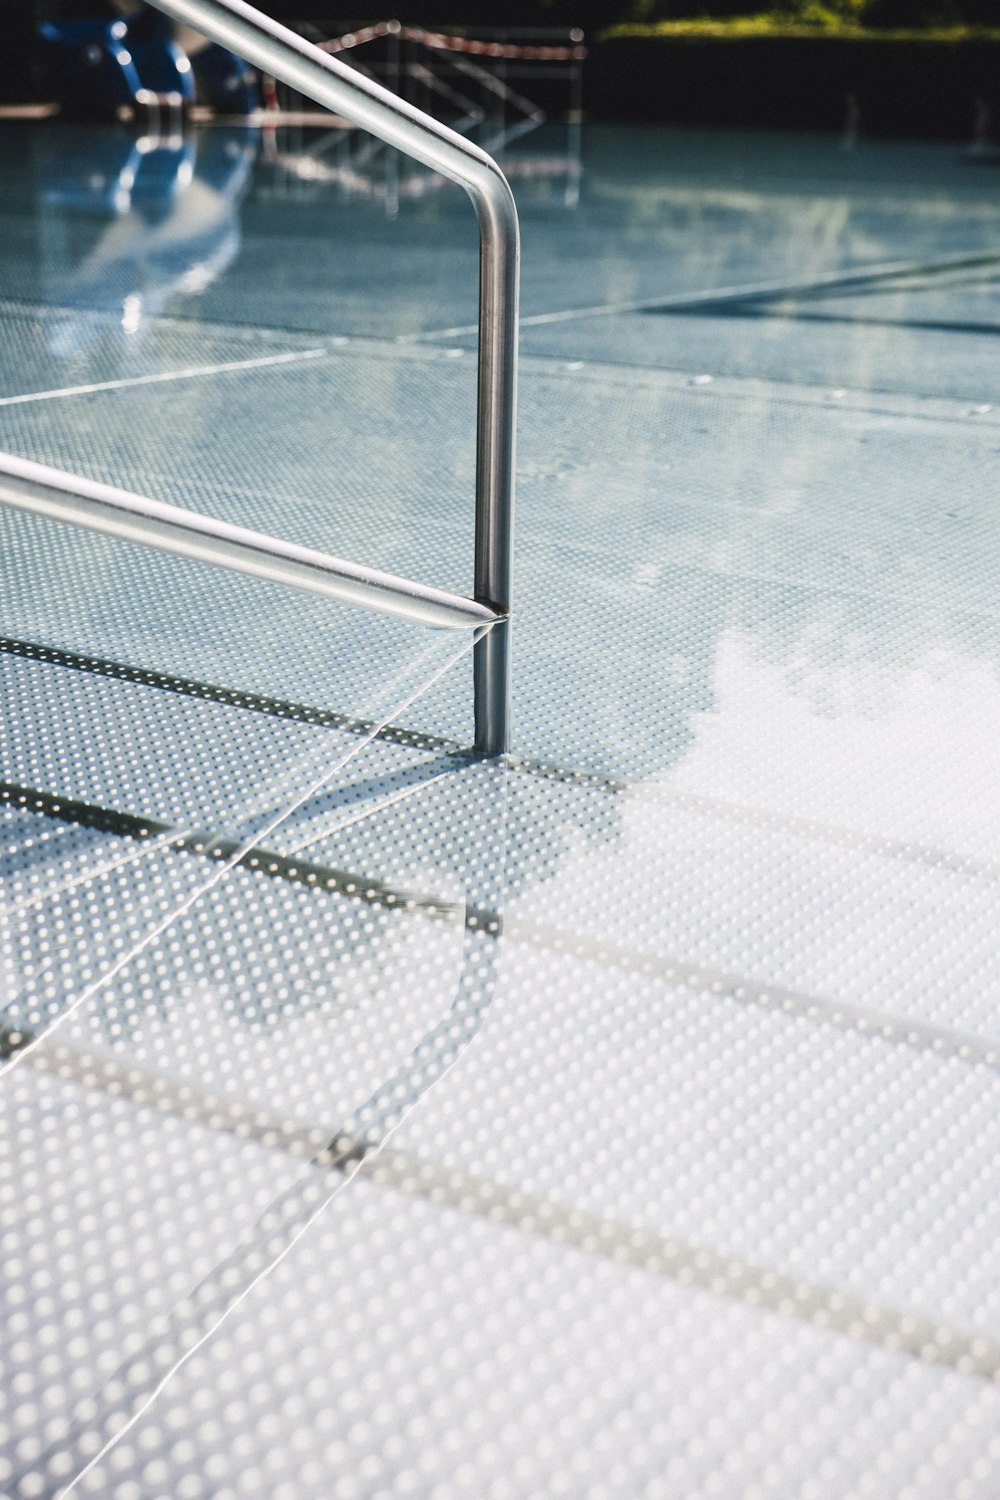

146,0,518,753
0,453,498,633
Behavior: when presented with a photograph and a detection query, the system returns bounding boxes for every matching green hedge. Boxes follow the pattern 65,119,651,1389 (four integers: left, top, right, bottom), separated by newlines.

620,0,999,20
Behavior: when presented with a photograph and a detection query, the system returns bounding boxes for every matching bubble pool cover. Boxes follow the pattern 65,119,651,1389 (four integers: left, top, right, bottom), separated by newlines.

4,118,1000,1500
0,524,509,1495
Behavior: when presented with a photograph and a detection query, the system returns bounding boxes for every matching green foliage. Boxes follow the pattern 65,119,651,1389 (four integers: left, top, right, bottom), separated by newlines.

626,0,860,14
398,0,999,33
386,0,999,28
619,0,998,22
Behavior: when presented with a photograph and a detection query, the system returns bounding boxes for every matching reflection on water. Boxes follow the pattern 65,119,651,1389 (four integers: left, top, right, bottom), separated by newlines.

16,112,583,354
258,110,581,215
22,117,1000,362
4,118,1000,848
33,123,255,352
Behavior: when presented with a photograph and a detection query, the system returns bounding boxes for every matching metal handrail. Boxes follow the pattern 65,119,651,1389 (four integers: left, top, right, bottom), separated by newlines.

0,455,498,633
2,0,518,753
147,0,518,758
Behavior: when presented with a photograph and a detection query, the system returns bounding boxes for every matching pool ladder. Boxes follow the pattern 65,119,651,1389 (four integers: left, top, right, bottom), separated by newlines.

0,0,518,756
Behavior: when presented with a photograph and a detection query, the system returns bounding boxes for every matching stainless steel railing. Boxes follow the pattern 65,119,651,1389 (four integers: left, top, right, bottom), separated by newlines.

0,0,518,753
0,455,499,632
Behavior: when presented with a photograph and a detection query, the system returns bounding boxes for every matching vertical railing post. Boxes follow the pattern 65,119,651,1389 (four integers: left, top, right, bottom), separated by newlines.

472,170,518,757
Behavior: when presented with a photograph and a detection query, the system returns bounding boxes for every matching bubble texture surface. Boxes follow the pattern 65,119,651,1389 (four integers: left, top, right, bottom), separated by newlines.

3,118,1000,1499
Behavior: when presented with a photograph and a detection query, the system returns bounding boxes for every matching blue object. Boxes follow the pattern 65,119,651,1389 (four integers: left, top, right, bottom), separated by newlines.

32,124,256,350
35,9,256,119
123,6,195,103
36,19,147,116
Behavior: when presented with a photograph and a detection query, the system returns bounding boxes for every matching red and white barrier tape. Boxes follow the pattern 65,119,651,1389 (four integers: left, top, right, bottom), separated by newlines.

319,21,586,62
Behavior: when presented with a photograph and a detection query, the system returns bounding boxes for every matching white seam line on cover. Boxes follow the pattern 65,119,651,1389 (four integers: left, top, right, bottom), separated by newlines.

0,826,181,921
0,347,328,407
51,696,502,1499
408,249,1000,341
284,767,454,855
0,628,482,1083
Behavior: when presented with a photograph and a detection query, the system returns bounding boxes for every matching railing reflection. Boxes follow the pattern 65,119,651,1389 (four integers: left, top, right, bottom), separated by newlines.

259,20,583,214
